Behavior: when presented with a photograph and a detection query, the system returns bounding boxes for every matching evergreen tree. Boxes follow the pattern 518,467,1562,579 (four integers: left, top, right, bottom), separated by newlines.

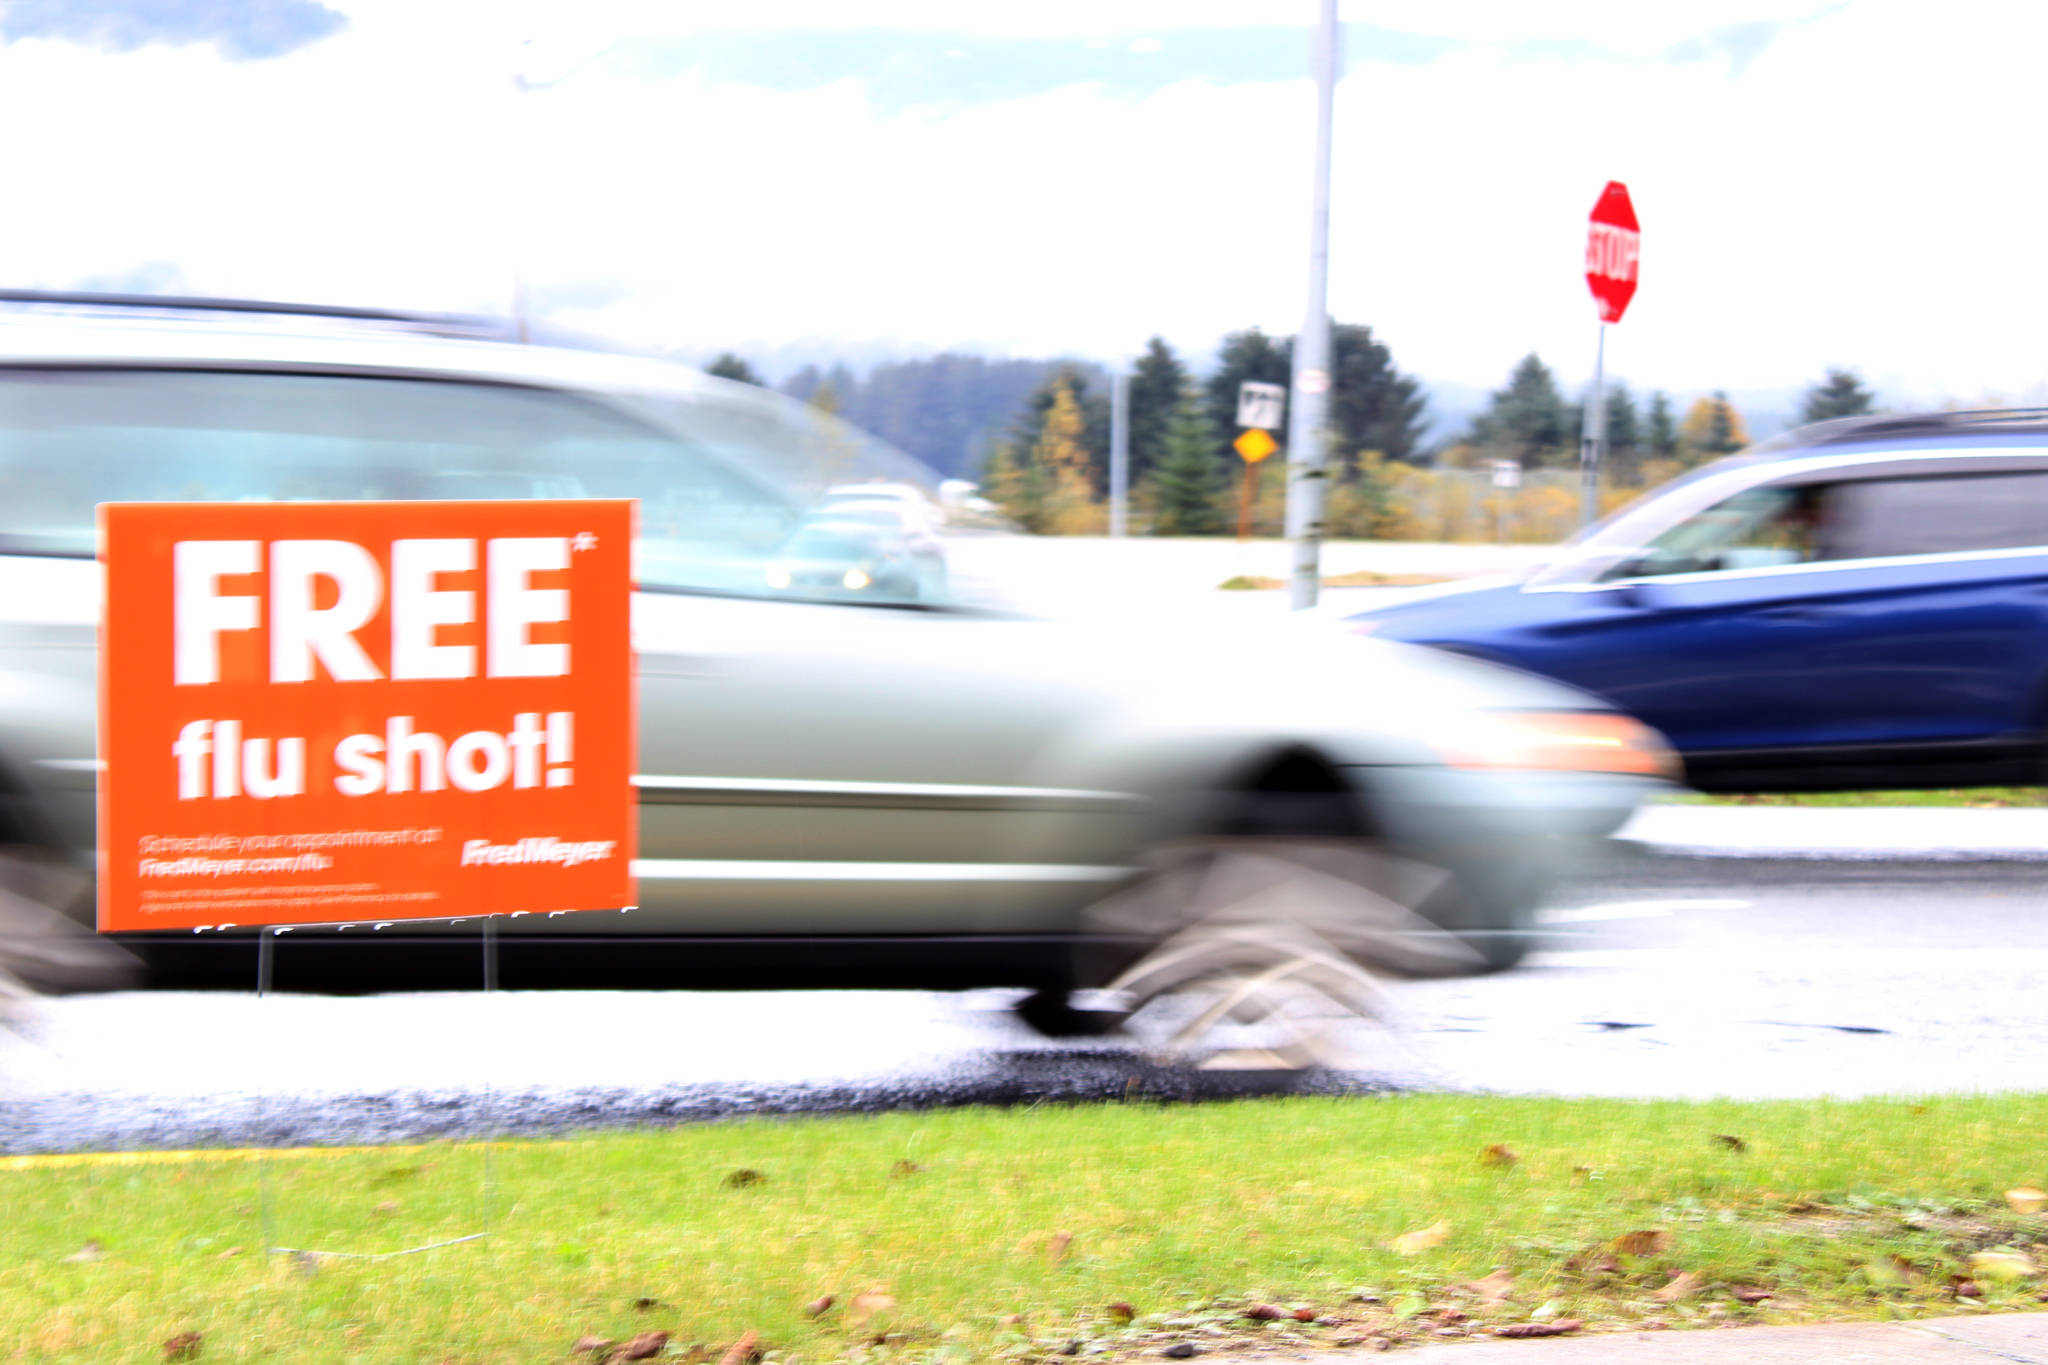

1149,385,1224,536
1801,368,1876,423
706,353,763,386
1470,354,1571,465
1604,382,1640,461
1329,323,1428,468
1647,391,1679,457
1126,338,1189,486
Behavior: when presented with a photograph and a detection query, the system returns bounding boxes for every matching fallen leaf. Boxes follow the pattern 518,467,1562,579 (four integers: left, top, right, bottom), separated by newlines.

1242,1304,1285,1322
162,1332,202,1362
1433,1308,1467,1325
1968,1251,2038,1282
1480,1144,1518,1169
61,1240,104,1263
1611,1229,1672,1258
891,1160,923,1178
2008,1187,2048,1214
572,1338,617,1356
634,1298,667,1313
1494,1320,1583,1338
715,1329,758,1365
1463,1269,1516,1303
373,1200,401,1217
803,1295,834,1318
1953,1279,1983,1300
1107,1303,1136,1325
1732,1288,1775,1305
1049,1231,1073,1262
1652,1271,1702,1303
1291,1307,1317,1323
1713,1134,1747,1153
997,1314,1024,1327
216,1247,242,1260
846,1292,897,1330
723,1169,765,1189
1386,1220,1451,1256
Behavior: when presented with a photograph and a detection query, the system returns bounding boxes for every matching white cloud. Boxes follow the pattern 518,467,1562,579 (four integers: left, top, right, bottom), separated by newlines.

1,0,2042,413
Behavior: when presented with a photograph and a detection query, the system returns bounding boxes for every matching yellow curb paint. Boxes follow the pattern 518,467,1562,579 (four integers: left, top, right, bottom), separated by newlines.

1,1141,556,1173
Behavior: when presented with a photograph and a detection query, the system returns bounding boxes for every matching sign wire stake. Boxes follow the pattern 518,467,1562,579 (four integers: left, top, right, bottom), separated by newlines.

250,917,498,1262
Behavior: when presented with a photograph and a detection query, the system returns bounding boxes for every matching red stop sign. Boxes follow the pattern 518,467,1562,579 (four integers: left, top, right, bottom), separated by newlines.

1585,180,1640,324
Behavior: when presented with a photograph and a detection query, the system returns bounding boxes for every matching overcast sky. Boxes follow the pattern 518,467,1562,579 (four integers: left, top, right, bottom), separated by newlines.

0,0,2039,412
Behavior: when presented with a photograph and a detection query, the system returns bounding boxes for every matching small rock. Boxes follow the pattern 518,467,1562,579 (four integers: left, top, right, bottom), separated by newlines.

1108,1303,1136,1325
1291,1308,1316,1323
1242,1305,1285,1322
162,1332,203,1363
1062,1340,1083,1355
723,1169,766,1189
1162,1345,1199,1359
803,1296,834,1319
572,1338,617,1356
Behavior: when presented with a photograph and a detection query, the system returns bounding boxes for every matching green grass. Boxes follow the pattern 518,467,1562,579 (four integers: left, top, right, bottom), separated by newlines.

9,1095,2048,1362
1678,787,2048,807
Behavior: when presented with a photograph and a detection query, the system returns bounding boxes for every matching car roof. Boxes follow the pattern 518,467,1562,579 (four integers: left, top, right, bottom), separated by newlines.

0,290,949,500
1748,409,2048,459
0,293,746,404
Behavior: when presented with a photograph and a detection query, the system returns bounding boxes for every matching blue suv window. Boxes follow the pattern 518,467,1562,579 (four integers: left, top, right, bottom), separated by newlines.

1828,472,2048,559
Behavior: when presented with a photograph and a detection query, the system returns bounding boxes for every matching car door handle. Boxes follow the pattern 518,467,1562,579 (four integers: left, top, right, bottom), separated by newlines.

1756,606,1828,624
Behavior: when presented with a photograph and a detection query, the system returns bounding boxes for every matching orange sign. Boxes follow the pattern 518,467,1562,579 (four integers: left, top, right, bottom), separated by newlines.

1234,428,1278,463
98,501,637,932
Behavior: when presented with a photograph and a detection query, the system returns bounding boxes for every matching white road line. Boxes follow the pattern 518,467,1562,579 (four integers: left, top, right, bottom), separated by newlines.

1536,898,1750,925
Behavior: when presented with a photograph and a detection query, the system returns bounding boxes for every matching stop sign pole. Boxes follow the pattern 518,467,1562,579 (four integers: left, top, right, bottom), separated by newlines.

1581,181,1641,529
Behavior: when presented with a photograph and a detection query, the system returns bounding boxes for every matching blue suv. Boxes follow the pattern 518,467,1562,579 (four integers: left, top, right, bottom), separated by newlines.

1348,411,2048,792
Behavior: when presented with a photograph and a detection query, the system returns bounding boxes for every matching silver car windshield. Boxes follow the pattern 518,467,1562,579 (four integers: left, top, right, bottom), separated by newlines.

0,367,953,607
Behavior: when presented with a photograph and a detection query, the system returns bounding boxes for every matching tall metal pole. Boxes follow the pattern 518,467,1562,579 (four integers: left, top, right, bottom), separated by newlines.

1109,370,1129,537
1579,323,1607,529
1286,0,1339,612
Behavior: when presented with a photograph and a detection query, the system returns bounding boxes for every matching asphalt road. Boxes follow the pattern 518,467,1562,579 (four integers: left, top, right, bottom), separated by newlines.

6,840,2043,1153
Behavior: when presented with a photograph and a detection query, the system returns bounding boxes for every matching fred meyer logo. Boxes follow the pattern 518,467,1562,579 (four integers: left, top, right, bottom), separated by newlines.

461,836,617,868
99,500,637,933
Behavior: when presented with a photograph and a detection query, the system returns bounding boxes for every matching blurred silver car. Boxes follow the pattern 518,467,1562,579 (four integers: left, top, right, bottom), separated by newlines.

0,293,1673,1036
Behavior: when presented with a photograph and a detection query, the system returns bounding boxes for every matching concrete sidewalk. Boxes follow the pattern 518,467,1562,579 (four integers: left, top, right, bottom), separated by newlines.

1620,805,2048,861
1242,1313,2048,1362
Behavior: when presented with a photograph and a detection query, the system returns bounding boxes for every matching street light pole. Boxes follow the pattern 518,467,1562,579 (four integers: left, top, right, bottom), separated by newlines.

1286,0,1339,612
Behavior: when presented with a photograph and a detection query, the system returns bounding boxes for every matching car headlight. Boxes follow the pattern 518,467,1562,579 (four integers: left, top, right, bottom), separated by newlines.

765,564,791,589
842,567,872,590
1439,710,1678,779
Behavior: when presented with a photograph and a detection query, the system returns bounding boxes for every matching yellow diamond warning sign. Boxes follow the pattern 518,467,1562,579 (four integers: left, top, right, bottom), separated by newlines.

1234,428,1278,463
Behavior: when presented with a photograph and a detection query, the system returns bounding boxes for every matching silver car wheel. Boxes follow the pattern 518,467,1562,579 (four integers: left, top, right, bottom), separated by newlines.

1059,838,1488,1068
